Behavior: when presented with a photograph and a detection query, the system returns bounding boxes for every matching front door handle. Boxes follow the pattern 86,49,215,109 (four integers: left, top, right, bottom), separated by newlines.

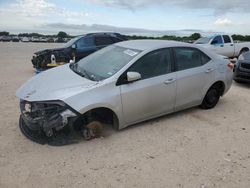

205,68,215,73
164,78,176,85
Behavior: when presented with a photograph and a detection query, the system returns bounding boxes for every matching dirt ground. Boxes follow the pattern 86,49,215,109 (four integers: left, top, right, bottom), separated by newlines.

0,42,250,188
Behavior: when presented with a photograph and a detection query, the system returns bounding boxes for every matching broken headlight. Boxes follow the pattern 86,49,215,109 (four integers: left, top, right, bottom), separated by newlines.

20,100,68,121
20,100,77,137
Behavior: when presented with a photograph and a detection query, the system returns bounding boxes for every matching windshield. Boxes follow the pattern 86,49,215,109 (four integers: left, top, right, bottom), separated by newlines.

194,37,212,44
72,45,141,81
64,36,82,48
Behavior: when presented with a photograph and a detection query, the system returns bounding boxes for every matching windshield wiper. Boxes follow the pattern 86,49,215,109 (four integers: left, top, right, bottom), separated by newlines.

81,69,91,80
69,63,85,77
69,63,92,80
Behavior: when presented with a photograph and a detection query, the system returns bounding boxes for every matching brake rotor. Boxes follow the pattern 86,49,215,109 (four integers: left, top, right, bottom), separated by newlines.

82,121,103,140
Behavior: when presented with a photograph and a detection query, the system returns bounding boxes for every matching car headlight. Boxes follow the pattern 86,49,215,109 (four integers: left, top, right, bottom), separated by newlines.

20,100,69,121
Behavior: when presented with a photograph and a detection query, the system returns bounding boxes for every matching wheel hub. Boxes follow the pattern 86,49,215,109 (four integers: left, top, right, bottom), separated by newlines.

82,121,103,140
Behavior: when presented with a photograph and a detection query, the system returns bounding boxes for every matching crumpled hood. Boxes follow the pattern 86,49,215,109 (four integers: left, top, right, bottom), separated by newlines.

34,47,65,55
16,65,98,102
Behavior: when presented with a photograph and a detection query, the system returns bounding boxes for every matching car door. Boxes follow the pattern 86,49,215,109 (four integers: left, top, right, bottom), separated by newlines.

75,36,96,61
210,35,225,56
94,35,115,50
221,35,235,57
119,48,177,124
173,47,215,111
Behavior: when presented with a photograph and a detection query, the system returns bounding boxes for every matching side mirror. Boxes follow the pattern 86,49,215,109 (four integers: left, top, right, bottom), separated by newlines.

211,40,218,45
71,44,76,49
127,72,141,82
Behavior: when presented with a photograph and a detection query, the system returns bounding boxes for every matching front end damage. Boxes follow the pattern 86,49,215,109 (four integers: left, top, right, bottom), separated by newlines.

32,49,73,71
19,100,106,145
19,100,80,145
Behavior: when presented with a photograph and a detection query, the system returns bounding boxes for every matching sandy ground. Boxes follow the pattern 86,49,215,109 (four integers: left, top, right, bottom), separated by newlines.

0,42,250,188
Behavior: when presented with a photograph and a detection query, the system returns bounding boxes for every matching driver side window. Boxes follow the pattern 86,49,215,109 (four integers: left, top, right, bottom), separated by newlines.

128,48,172,80
212,36,223,45
76,37,94,49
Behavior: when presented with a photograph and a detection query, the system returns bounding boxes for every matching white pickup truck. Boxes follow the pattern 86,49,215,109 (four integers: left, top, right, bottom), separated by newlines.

194,34,250,58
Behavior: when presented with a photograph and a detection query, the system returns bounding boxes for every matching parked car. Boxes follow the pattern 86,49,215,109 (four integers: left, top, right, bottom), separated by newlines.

32,32,127,71
46,38,54,43
12,36,20,42
194,34,250,58
54,37,65,43
234,51,250,83
1,36,12,42
21,37,30,42
17,40,234,143
31,37,41,42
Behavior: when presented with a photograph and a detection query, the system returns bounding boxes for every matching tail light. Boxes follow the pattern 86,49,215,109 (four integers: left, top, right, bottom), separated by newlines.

227,63,234,70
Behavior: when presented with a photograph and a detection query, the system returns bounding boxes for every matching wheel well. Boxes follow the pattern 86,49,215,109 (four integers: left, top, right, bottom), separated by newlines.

210,81,225,96
240,47,249,54
76,107,119,130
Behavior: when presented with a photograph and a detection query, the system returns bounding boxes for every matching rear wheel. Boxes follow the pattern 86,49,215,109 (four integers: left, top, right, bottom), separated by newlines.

200,86,220,109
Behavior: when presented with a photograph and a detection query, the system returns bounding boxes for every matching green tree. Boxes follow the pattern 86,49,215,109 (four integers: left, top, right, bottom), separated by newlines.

189,33,201,40
57,31,68,38
0,31,9,36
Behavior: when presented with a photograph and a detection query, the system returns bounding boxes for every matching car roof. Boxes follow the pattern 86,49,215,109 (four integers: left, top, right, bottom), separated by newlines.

115,40,195,51
77,32,122,37
88,32,118,36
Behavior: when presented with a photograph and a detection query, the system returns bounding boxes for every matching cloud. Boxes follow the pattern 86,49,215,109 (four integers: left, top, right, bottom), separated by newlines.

0,0,91,31
44,23,220,36
214,18,233,26
85,0,250,14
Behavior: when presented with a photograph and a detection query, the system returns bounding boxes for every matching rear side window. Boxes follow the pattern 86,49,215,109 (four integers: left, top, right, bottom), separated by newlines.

95,36,114,46
174,48,211,71
223,35,232,43
128,48,172,80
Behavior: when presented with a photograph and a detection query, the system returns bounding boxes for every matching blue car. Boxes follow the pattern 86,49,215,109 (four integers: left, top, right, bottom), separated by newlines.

234,51,250,83
32,32,127,71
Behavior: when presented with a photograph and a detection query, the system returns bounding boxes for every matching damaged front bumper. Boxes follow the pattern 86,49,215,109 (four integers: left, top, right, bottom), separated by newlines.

19,100,78,143
32,50,72,71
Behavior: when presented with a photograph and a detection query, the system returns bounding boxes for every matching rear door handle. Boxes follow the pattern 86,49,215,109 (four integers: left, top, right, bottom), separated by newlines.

164,78,176,85
205,68,215,73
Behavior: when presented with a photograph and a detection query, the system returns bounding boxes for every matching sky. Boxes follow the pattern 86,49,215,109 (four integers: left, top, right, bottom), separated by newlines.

0,0,250,36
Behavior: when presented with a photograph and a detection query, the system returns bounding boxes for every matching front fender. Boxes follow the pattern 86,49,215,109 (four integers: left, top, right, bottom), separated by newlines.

63,82,124,129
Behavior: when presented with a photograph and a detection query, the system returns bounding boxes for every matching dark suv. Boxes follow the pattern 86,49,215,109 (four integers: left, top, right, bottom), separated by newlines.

32,33,127,71
234,51,250,83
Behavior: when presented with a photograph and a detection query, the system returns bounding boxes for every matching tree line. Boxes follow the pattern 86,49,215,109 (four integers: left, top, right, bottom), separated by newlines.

2,31,250,42
0,31,71,38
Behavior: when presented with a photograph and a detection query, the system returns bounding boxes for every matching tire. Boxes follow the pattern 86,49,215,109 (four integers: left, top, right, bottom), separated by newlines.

82,121,103,140
200,86,221,109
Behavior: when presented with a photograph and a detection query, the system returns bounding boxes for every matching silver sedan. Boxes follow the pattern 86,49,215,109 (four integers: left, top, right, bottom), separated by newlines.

17,40,234,141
